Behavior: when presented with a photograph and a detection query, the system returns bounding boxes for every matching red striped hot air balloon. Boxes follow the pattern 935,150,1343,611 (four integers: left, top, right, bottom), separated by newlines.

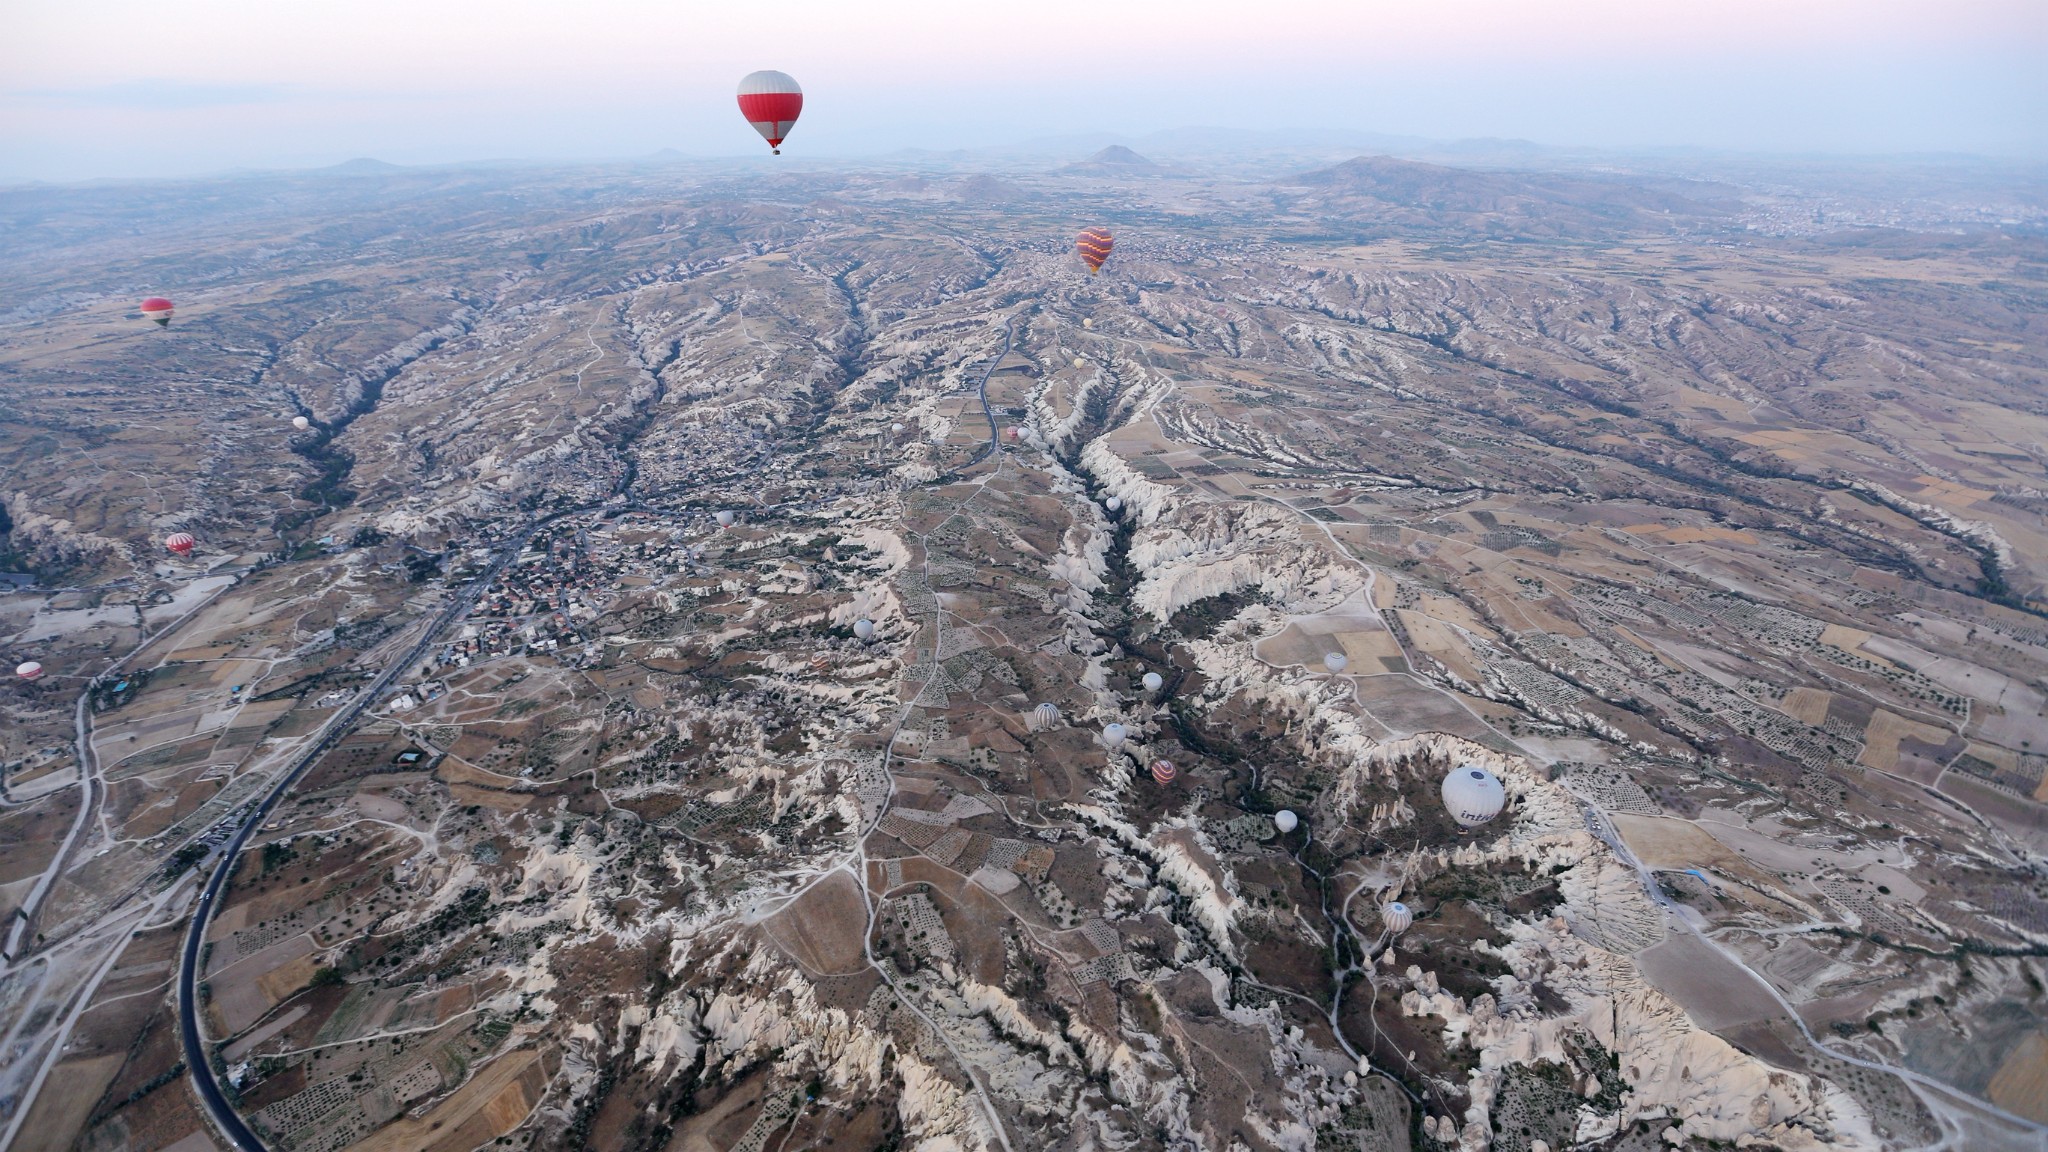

140,297,175,327
165,532,195,558
1076,228,1114,275
1150,758,1177,785
737,71,803,154
16,661,44,682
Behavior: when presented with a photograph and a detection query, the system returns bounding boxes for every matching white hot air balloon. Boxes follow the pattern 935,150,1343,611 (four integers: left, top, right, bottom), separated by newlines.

1323,651,1349,674
1274,810,1299,834
291,415,310,431
1381,901,1413,935
1102,723,1126,749
1441,764,1506,828
715,510,735,528
1141,671,1163,694
1105,495,1122,512
853,618,875,641
16,661,44,681
735,70,803,154
1032,702,1059,731
1073,359,1087,369
891,422,906,434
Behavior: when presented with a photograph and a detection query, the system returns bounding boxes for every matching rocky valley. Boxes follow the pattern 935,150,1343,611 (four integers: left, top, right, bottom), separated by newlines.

2,148,2045,1152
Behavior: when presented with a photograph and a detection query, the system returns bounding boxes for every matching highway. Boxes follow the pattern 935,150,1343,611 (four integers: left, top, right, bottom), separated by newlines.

175,532,532,1152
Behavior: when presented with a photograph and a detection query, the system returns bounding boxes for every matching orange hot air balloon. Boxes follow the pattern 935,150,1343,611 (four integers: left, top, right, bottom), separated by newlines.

1076,227,1113,275
165,532,196,557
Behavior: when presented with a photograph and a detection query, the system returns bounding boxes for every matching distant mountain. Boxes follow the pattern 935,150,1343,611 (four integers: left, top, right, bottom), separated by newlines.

952,174,1024,202
1283,155,1732,239
318,158,406,176
1061,145,1171,175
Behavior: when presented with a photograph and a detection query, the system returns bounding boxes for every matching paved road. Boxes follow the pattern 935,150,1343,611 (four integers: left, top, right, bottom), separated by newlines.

175,536,531,1152
964,318,1015,467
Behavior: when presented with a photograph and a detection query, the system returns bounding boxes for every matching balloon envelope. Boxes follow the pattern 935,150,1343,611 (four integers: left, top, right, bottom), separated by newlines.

1105,496,1122,511
1324,651,1349,673
292,416,310,430
165,533,195,557
1076,227,1114,274
1381,901,1413,935
1441,765,1506,827
736,70,803,152
1150,758,1177,784
715,510,735,527
891,422,905,433
1073,359,1087,370
1033,702,1059,729
16,661,43,681
1102,723,1126,748
1274,810,1299,833
140,297,174,327
1141,672,1163,693
854,618,875,640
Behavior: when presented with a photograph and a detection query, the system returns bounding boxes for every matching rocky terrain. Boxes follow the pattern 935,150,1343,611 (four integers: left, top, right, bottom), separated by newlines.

2,149,2045,1152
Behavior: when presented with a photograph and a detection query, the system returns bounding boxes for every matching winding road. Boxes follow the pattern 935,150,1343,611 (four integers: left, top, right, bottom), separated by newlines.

175,532,533,1152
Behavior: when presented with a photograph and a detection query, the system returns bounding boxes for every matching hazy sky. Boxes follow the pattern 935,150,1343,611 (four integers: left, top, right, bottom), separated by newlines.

4,0,2044,180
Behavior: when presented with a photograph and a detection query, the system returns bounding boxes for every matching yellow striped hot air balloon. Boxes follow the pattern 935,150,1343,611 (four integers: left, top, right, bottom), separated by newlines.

1076,227,1113,275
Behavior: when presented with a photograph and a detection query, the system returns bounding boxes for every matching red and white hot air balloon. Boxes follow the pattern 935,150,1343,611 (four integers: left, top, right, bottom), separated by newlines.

1076,228,1114,275
140,297,175,327
1150,758,1177,785
16,661,44,682
736,71,803,155
165,532,196,558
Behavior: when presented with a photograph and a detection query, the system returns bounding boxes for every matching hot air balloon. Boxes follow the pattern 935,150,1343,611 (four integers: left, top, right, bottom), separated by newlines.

1105,496,1122,512
1381,901,1413,935
1076,227,1114,275
1082,318,1094,329
16,661,44,681
1003,426,1023,442
1274,810,1299,834
715,510,735,528
1324,651,1349,674
1032,702,1060,731
854,618,875,641
1073,359,1087,370
891,422,906,434
1150,758,1177,785
140,297,174,327
1441,765,1506,828
737,70,803,154
165,533,195,558
1102,723,1126,749
292,416,311,431
1141,671,1163,694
